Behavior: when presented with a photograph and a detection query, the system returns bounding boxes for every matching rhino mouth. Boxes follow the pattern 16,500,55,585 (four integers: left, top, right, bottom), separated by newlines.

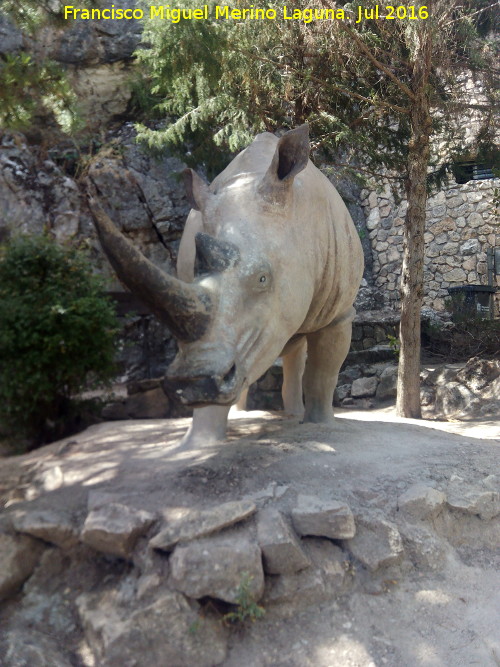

164,362,241,407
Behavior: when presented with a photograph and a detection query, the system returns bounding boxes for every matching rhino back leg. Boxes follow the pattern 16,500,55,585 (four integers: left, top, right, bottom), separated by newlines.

302,308,355,423
282,337,307,418
177,405,231,450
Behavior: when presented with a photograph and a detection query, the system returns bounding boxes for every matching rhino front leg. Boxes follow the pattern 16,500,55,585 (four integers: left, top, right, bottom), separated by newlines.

282,337,307,418
177,405,231,450
302,308,355,423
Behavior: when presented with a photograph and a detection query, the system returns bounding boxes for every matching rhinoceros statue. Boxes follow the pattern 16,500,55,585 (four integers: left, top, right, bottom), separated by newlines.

89,125,363,449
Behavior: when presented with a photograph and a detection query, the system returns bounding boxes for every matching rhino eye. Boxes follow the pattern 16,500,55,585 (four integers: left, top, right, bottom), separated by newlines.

259,275,267,283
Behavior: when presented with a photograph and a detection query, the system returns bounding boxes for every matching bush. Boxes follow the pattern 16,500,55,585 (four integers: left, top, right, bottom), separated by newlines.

423,318,500,362
0,235,119,448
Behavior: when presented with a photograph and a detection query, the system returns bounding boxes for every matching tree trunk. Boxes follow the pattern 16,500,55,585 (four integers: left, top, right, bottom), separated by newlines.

396,23,433,419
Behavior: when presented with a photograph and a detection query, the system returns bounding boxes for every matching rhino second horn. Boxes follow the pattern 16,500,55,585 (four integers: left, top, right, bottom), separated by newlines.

195,232,241,274
88,197,213,342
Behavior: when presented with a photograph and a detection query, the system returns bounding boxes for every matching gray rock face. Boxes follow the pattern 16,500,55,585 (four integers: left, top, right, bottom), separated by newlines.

169,532,265,603
0,14,23,55
0,532,45,601
12,509,79,550
397,484,447,522
81,503,156,558
257,509,310,574
1,629,72,667
0,134,81,242
55,0,142,65
151,500,256,551
344,514,404,572
77,589,228,667
291,496,356,540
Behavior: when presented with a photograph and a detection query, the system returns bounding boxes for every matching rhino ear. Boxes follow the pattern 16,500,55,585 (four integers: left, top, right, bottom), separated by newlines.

259,125,310,201
272,124,310,181
183,168,211,211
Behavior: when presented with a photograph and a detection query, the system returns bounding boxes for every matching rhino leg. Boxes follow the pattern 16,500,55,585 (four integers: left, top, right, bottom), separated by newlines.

176,405,231,450
302,308,355,423
282,337,307,418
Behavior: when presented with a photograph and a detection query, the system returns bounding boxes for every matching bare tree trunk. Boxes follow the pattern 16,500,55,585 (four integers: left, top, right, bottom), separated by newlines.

396,22,433,419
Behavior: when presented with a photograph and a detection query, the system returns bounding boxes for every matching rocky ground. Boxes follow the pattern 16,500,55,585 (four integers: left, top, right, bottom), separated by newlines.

0,407,499,667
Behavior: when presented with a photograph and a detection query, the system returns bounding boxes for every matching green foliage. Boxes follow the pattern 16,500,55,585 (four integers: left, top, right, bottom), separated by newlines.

0,52,79,132
0,235,119,447
135,0,498,177
222,573,265,626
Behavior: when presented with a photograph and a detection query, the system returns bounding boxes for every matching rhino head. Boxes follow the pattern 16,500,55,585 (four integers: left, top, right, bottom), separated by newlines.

89,125,311,407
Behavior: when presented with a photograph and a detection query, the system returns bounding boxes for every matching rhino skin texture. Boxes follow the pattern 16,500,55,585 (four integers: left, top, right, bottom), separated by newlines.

90,125,364,450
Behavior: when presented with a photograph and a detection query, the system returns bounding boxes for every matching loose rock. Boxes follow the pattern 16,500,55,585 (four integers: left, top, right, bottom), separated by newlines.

447,480,500,521
257,509,310,574
344,514,404,572
291,496,356,539
399,523,448,570
12,508,79,550
397,484,446,522
81,503,156,558
351,376,379,398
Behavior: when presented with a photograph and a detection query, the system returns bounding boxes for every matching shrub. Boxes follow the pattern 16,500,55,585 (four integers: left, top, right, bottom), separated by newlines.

0,235,119,448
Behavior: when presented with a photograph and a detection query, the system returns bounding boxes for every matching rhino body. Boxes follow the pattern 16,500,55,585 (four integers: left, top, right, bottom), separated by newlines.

90,126,363,449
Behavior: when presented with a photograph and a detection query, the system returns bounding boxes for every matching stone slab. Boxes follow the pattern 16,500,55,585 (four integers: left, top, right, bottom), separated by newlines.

257,509,310,574
81,503,156,558
150,499,256,551
291,496,356,540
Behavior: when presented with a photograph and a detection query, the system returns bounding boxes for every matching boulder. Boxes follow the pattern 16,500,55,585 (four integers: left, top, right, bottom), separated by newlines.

455,357,500,392
150,499,256,551
291,496,356,540
257,509,310,574
81,503,156,558
351,376,379,398
169,532,264,603
375,366,398,401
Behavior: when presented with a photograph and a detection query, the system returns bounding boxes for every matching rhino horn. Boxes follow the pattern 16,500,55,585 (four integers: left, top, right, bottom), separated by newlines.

195,232,240,275
88,197,212,342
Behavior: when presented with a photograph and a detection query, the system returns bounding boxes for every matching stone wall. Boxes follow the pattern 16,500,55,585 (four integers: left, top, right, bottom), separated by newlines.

361,177,500,315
